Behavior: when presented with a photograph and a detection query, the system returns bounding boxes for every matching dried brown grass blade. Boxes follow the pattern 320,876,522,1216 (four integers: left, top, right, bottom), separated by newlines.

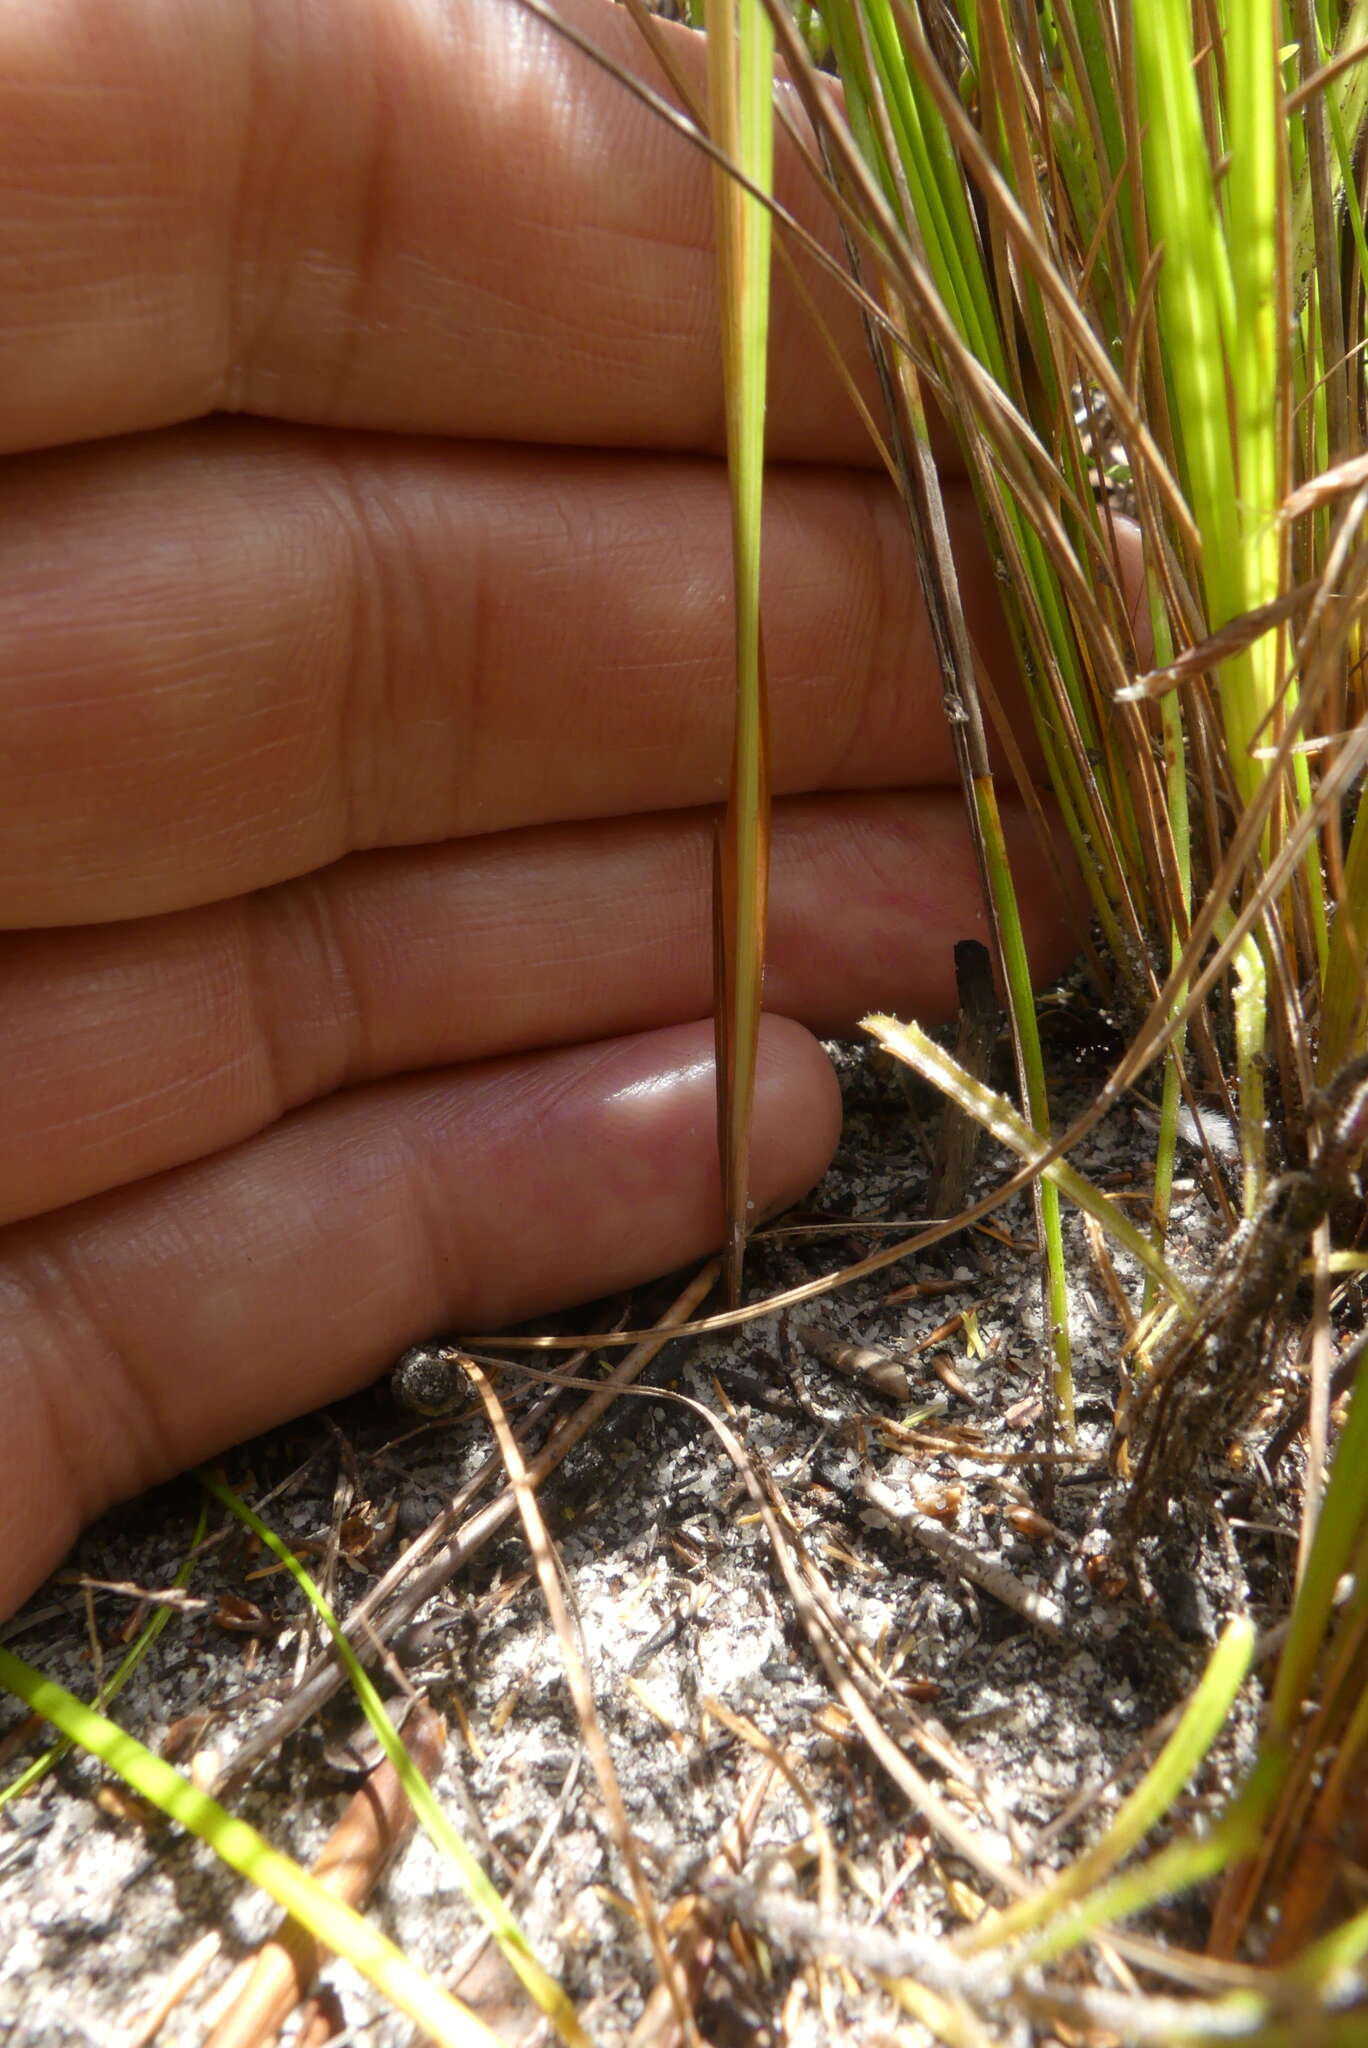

203,1701,446,2048
213,1279,716,1791
463,1357,697,2044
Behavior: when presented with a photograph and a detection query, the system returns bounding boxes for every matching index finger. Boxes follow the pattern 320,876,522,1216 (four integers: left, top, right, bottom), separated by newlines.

0,0,878,462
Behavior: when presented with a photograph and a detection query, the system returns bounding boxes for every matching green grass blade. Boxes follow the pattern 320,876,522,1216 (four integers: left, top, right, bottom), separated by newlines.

199,1474,585,2045
972,773,1075,1434
864,1012,1193,1314
1295,1892,1368,1989
708,0,775,1303
1318,781,1368,1076
1133,0,1240,624
1019,1787,1269,1967
1145,658,1193,1314
1267,1342,1368,1740
958,1617,1255,1955
0,1642,503,2048
0,1498,209,1811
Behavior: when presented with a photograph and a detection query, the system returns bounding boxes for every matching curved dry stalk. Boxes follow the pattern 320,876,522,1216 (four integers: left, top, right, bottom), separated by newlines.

213,1269,719,1791
203,1701,448,2048
463,1357,697,2043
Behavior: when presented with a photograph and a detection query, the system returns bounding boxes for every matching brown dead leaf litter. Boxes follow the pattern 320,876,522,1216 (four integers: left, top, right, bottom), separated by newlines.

0,1035,1321,2046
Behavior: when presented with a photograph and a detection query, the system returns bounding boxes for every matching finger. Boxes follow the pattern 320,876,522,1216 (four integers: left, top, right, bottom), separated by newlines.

0,0,877,462
0,1016,840,1620
0,789,1080,1226
0,424,1027,924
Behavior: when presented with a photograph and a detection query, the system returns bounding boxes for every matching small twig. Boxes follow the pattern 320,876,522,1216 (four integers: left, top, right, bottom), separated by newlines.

1116,1050,1368,1535
481,1343,1040,1902
858,1474,1073,1643
790,1318,910,1401
202,1700,446,2048
54,1579,210,1614
1265,1323,1368,1470
121,1932,224,2048
463,1355,696,2044
926,939,1002,1225
700,1875,1284,2043
627,1757,779,2048
447,1748,584,1999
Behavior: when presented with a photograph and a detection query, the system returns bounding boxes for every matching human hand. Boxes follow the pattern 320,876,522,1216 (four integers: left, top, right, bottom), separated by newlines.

0,0,1082,1622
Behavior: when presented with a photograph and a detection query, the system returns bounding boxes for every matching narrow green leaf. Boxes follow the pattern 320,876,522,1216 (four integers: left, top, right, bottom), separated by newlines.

0,1644,501,2048
864,1012,1193,1314
707,0,775,1302
200,1474,585,2046
0,1499,208,1811
958,1618,1256,1956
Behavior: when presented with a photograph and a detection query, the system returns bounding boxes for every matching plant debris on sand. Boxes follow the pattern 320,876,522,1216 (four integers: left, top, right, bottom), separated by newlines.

1,1031,1360,2045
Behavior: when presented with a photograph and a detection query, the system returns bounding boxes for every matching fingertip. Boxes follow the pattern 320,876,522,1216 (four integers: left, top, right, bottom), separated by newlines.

749,1013,844,1214
1114,515,1152,671
0,1012,849,1623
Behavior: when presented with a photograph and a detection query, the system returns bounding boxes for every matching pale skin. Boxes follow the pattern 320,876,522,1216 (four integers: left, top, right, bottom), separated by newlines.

0,0,1094,1625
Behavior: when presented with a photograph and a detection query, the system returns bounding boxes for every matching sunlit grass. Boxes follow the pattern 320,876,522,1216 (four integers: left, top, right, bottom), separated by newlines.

705,0,1368,2035
706,0,776,1304
0,1639,505,2048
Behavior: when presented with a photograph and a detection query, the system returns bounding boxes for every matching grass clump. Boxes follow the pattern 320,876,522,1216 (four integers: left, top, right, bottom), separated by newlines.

699,0,1368,2036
